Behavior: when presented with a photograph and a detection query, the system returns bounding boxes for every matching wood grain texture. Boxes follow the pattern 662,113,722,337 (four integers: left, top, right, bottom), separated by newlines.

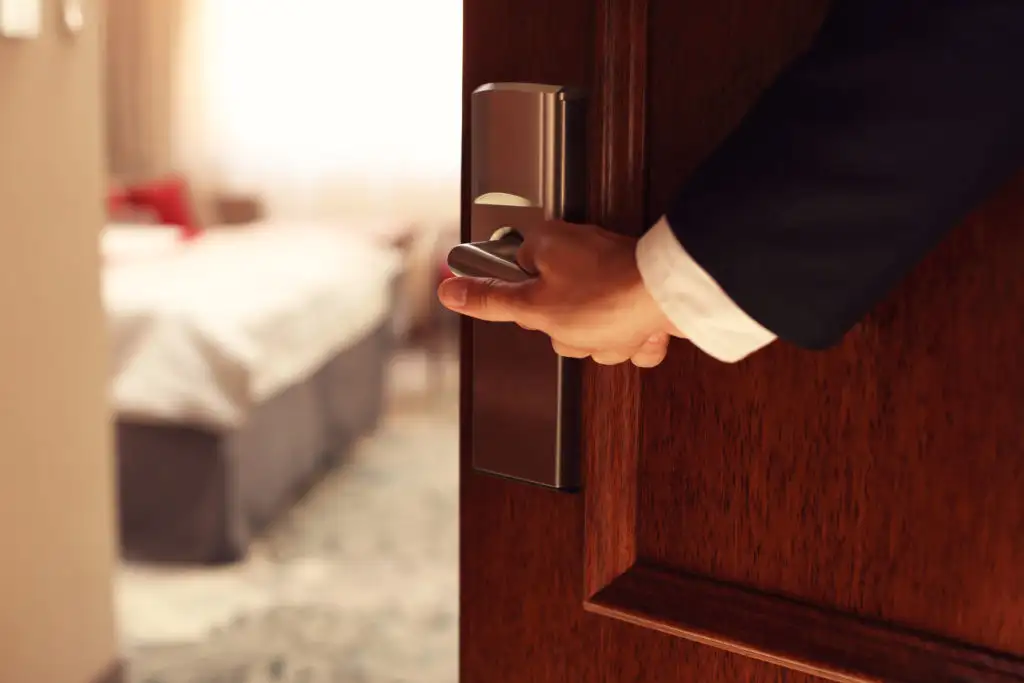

637,172,1024,654
463,0,823,682
584,1,1024,682
590,564,1024,683
465,0,1024,681
460,2,597,681
639,5,1024,658
580,0,647,597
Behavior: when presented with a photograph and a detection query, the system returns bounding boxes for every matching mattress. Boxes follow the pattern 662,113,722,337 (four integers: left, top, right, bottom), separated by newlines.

102,224,401,429
117,322,393,563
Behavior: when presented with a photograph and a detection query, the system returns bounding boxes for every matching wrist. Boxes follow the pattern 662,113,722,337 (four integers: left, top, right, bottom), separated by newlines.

635,216,777,362
625,258,681,338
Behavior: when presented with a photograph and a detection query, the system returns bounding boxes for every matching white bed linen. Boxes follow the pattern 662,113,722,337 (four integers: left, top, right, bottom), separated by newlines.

102,224,401,429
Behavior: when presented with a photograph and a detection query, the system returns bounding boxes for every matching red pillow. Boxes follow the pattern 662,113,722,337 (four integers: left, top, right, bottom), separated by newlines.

124,175,202,239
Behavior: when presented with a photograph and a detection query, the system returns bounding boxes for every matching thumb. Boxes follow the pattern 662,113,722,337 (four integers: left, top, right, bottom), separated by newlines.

437,277,531,323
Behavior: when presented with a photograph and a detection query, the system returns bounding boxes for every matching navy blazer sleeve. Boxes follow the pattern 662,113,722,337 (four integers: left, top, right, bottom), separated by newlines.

665,0,1024,349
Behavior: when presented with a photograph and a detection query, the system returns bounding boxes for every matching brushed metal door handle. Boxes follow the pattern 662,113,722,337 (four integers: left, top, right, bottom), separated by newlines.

447,229,533,282
462,82,584,491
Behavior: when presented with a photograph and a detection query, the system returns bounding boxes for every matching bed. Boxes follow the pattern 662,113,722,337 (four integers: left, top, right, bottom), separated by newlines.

103,224,401,563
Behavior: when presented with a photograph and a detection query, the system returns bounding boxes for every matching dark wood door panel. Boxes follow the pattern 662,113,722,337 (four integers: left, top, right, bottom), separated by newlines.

634,179,1024,643
585,174,1024,683
465,476,833,683
464,0,825,681
637,0,1024,652
636,178,1024,655
465,0,1024,681
461,0,595,88
583,0,1024,682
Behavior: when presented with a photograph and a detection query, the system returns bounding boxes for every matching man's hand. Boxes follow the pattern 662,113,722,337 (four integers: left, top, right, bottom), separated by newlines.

437,221,680,368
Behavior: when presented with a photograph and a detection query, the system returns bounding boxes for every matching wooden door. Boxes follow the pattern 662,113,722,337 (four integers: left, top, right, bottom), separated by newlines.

461,1,1024,682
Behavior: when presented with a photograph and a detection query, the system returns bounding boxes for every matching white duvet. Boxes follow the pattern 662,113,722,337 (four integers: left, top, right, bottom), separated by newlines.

102,224,401,429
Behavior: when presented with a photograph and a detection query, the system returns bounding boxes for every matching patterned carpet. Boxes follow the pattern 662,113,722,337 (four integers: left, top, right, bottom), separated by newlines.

120,353,458,683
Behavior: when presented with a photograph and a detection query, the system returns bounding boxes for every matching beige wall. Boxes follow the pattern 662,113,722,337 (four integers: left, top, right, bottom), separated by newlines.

105,0,182,177
0,2,119,683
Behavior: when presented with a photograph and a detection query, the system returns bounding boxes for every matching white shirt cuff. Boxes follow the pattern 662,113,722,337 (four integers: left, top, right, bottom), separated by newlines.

636,216,777,363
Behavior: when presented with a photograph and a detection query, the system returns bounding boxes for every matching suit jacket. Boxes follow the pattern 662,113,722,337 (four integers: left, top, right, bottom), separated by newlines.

664,0,1024,350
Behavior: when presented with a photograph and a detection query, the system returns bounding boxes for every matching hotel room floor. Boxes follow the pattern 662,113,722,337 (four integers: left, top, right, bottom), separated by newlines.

118,349,459,683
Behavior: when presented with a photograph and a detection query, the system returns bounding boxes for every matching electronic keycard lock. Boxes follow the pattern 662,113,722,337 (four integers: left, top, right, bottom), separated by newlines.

448,83,585,490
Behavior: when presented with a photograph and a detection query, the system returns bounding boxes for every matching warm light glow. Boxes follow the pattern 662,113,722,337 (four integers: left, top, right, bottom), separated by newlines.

174,0,463,223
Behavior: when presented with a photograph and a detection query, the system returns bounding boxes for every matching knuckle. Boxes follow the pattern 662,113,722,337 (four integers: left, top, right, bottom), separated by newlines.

516,284,549,327
530,235,558,271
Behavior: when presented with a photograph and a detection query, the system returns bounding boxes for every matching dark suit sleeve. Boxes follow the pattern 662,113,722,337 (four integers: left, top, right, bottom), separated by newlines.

665,0,1024,349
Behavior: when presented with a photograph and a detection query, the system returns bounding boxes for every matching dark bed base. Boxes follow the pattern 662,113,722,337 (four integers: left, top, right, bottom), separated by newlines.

117,323,393,564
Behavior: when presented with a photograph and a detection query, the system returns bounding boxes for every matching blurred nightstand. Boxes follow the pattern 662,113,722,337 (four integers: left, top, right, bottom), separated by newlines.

212,194,265,225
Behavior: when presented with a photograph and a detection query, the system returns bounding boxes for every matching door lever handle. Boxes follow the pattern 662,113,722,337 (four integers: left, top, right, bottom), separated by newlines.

447,229,533,283
461,82,584,491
